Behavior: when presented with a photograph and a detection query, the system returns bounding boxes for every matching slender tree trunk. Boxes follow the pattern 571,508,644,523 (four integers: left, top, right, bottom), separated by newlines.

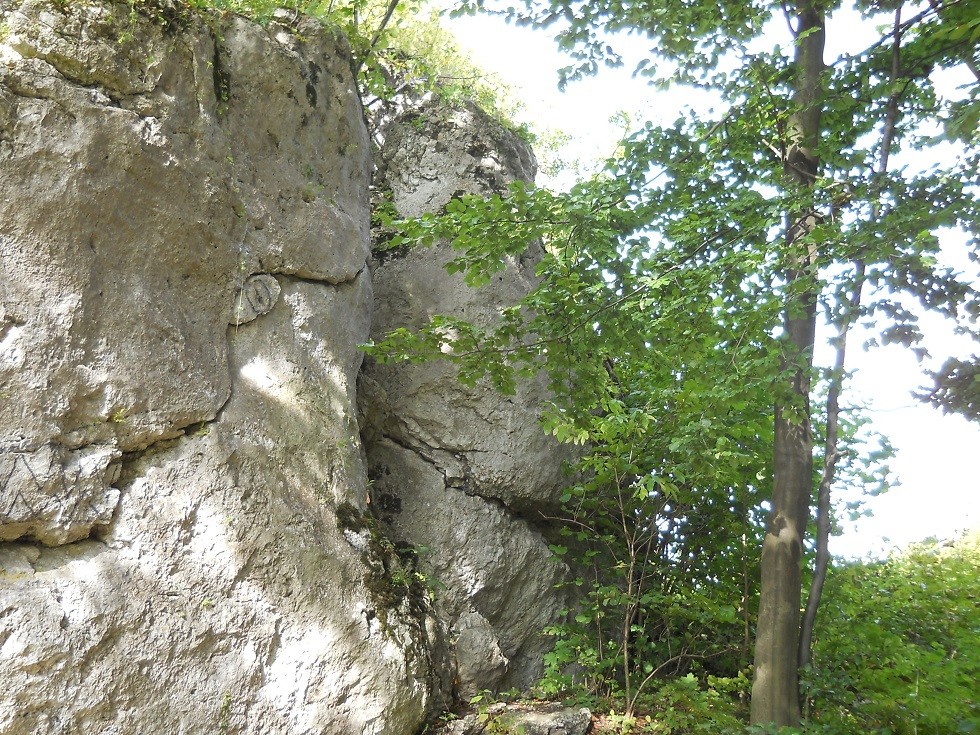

750,2,824,727
798,4,904,673
797,268,861,671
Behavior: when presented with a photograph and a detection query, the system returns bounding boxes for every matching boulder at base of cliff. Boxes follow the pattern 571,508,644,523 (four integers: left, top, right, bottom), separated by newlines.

438,702,594,735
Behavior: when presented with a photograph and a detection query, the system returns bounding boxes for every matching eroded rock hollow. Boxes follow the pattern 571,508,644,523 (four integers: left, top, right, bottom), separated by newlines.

0,2,568,732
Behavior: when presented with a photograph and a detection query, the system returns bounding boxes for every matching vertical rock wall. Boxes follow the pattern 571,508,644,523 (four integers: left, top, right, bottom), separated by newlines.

0,2,443,733
0,3,572,732
362,100,572,697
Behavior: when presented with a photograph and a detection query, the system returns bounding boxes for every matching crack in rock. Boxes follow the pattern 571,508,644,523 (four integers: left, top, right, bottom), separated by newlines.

275,264,368,288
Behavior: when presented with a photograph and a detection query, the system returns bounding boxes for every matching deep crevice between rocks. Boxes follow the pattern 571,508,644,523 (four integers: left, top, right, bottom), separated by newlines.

334,496,456,718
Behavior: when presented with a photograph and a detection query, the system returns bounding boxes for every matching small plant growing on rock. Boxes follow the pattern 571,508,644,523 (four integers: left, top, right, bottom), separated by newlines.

335,501,434,634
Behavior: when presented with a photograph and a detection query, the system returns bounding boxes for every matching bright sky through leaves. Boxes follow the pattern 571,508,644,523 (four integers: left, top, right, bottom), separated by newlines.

442,4,980,558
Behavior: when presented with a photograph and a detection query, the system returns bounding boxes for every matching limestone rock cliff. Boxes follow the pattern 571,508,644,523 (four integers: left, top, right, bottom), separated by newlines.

0,3,439,733
0,2,568,732
362,100,572,697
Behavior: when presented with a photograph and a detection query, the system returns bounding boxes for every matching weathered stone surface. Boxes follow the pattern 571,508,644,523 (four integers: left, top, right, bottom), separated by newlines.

455,611,510,696
0,444,121,545
493,705,593,735
232,273,282,325
366,439,568,697
362,99,573,694
0,274,438,735
0,0,370,464
379,100,537,220
438,703,594,735
0,2,445,733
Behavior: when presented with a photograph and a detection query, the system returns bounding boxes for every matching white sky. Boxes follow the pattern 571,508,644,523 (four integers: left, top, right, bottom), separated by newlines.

441,6,980,558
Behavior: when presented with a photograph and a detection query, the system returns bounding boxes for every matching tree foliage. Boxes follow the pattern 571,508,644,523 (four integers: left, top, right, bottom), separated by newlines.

370,0,979,727
919,355,980,421
805,533,980,735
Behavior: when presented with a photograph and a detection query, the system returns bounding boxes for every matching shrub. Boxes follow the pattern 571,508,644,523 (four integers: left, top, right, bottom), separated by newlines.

804,532,980,735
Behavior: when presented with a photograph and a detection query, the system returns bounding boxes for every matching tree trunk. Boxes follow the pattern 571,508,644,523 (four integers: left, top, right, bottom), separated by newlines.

797,306,849,671
750,2,824,727
798,4,902,677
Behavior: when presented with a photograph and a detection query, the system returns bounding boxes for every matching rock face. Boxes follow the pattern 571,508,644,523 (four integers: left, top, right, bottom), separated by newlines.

0,2,444,733
0,3,569,732
362,100,572,697
438,702,593,735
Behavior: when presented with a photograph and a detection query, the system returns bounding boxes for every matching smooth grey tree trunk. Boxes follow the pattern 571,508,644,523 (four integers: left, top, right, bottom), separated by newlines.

751,1,824,727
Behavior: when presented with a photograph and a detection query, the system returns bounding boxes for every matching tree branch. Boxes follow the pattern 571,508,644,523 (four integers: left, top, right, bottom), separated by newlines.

353,0,401,77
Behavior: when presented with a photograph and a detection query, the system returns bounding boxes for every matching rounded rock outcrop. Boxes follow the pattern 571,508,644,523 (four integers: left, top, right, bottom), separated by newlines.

362,99,574,696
